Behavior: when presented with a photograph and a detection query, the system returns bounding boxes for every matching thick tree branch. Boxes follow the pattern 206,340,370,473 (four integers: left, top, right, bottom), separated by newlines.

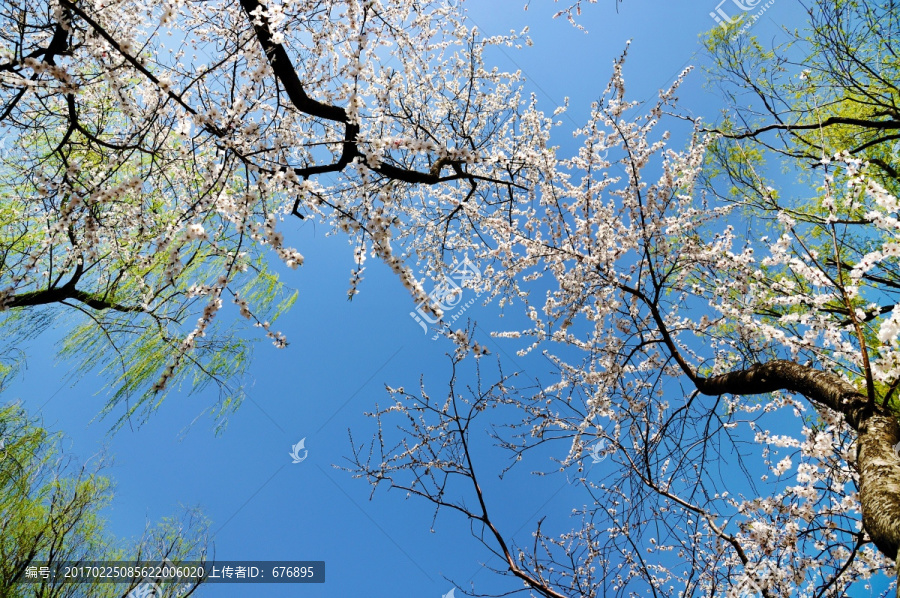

708,116,900,140
238,0,477,187
696,360,870,429
7,287,143,313
239,0,347,123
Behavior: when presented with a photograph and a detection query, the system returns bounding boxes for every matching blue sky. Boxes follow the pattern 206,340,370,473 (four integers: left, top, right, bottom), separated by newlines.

9,1,894,597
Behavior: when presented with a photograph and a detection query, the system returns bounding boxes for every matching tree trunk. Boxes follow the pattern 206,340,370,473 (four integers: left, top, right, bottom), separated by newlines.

696,360,900,564
857,413,900,560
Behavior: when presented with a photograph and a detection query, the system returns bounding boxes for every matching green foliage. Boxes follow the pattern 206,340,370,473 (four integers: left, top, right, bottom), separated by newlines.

0,402,210,597
703,0,900,190
701,0,900,408
0,72,299,429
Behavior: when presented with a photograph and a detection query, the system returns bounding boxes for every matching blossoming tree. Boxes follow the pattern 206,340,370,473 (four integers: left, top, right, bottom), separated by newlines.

350,10,900,598
3,0,900,595
0,0,533,425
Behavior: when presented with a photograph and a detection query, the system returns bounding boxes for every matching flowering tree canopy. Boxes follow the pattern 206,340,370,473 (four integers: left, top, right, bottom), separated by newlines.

0,0,534,425
349,4,900,598
3,0,900,595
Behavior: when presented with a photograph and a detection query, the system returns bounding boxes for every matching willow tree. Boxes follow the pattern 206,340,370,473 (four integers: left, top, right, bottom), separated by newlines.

704,0,900,192
0,403,209,597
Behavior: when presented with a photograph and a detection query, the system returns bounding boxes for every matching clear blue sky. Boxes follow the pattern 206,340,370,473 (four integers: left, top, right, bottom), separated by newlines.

8,1,893,597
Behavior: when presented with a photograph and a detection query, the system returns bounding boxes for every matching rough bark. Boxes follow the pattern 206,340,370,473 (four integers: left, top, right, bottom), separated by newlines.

696,360,871,430
857,414,900,560
696,360,900,561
